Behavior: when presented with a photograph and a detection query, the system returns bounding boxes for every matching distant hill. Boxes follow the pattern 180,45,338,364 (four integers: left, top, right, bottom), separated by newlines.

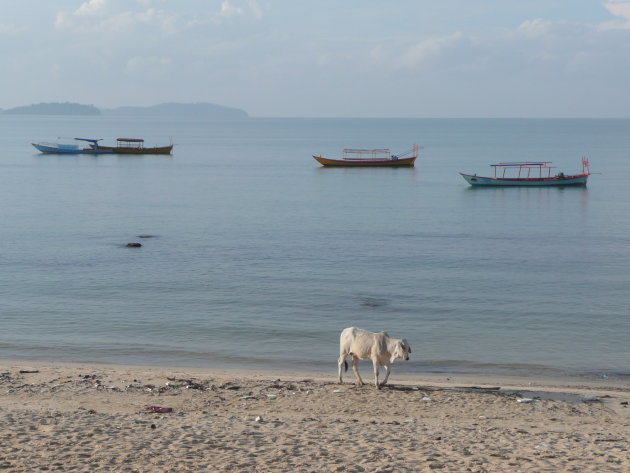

1,101,248,118
3,102,101,115
103,102,248,119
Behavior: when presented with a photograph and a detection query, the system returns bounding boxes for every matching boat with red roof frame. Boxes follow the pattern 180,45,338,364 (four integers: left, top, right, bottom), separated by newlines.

313,144,418,167
460,159,590,186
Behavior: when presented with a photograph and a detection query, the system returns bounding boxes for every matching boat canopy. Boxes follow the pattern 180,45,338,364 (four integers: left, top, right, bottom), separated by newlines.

114,138,145,149
339,144,418,162
343,148,390,154
343,148,392,160
489,162,557,178
491,162,553,167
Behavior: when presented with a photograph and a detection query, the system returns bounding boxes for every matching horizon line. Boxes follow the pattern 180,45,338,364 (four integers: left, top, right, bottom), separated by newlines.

3,113,629,120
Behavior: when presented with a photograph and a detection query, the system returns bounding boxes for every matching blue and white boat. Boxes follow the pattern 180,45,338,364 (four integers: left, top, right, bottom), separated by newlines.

460,159,590,187
32,138,113,154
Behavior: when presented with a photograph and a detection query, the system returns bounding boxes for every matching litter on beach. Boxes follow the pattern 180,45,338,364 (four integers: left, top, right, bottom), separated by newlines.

146,406,173,413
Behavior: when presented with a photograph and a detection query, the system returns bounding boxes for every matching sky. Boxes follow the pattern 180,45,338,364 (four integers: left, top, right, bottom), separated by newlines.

1,0,630,117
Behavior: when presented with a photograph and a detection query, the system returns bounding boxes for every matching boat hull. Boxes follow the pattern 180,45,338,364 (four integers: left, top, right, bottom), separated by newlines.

460,173,589,187
32,143,113,154
313,155,416,167
98,145,173,155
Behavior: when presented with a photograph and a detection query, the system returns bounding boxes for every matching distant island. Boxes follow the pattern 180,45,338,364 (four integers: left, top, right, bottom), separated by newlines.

1,101,248,119
3,102,101,115
103,102,248,119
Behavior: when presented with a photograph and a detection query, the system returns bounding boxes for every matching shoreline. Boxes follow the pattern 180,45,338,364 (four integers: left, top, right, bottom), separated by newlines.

2,357,628,393
1,359,628,472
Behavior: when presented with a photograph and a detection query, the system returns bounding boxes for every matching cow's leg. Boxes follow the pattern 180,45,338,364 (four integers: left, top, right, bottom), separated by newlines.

373,360,380,388
381,363,391,386
338,353,347,384
351,356,364,385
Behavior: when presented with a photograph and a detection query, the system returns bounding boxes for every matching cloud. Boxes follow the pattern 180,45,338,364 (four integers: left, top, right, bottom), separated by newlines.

219,1,243,18
600,1,630,29
368,32,465,70
0,23,24,35
247,0,264,19
75,0,109,17
125,55,172,75
137,8,179,35
54,0,264,37
218,0,265,19
517,18,554,37
55,0,109,28
55,0,179,36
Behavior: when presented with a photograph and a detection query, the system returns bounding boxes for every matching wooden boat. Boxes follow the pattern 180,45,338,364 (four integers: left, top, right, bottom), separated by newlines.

32,138,113,154
94,138,173,155
313,144,418,167
460,159,590,187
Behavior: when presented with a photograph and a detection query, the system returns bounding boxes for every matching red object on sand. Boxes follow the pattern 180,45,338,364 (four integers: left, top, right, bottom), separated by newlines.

147,406,173,413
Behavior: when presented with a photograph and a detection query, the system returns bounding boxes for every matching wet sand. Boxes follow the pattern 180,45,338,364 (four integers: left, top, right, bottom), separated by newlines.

0,361,628,472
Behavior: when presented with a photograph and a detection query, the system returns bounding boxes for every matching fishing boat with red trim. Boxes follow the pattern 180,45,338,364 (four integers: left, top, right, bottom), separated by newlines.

460,159,590,187
93,137,173,155
313,144,418,167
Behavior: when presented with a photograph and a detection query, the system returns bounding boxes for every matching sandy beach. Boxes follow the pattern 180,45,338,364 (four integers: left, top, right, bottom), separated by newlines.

0,361,627,472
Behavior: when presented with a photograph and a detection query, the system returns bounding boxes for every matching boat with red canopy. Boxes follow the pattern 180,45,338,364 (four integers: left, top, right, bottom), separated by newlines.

93,137,173,155
460,159,590,186
313,144,418,167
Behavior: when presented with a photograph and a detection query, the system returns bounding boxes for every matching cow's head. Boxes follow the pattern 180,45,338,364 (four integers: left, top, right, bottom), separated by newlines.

391,339,412,363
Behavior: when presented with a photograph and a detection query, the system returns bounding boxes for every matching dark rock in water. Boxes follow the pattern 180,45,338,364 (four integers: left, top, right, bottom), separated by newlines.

126,242,142,248
137,235,156,239
359,297,389,308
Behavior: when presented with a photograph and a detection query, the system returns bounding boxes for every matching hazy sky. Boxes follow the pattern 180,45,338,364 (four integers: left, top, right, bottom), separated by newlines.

1,0,629,117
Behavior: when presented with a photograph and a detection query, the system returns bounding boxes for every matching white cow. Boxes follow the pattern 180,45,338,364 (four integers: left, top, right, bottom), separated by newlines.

338,327,411,388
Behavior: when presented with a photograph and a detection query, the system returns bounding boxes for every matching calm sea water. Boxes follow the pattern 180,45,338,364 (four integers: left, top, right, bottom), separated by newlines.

1,115,629,381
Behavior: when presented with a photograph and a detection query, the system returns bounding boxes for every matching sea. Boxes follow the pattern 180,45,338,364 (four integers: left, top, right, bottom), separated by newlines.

1,115,629,383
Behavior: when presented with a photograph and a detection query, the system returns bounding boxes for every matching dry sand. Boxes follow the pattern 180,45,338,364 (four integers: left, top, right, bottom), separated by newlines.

0,360,628,472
